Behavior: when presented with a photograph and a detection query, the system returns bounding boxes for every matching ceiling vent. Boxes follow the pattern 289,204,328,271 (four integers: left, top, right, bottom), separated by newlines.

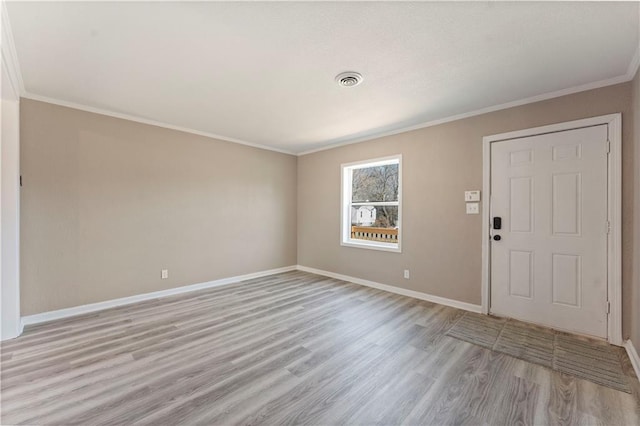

335,72,363,87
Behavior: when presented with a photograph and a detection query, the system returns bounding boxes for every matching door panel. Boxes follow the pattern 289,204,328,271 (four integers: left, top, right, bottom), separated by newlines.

490,125,608,338
509,250,533,298
552,254,581,306
509,177,533,233
552,173,581,235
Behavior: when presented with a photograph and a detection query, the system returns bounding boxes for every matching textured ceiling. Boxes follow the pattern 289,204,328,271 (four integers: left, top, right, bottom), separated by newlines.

6,1,640,154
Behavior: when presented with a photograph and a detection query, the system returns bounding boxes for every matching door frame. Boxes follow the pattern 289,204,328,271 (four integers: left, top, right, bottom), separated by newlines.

481,113,622,345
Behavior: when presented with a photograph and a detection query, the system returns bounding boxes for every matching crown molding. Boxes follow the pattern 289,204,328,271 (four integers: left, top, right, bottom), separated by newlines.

22,93,297,156
629,4,640,80
6,0,638,158
626,44,640,81
22,66,636,158
4,2,296,156
1,1,25,98
297,71,634,156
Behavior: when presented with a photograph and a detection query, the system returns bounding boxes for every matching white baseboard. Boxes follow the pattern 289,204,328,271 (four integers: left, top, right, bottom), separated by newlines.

624,339,640,379
296,265,482,314
21,264,483,328
0,324,22,341
21,265,297,327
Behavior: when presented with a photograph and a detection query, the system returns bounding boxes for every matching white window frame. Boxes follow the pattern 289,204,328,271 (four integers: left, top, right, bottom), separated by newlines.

340,155,402,253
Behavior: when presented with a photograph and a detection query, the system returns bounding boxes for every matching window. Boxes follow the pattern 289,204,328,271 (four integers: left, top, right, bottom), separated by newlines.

341,155,401,252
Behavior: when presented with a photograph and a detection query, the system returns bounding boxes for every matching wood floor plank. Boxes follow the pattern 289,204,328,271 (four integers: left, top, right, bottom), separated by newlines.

315,345,429,425
548,372,580,426
336,352,434,426
490,375,540,426
2,296,350,412
1,271,638,425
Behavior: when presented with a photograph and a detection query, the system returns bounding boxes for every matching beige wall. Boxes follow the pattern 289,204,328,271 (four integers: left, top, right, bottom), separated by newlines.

20,80,639,340
298,82,636,339
633,68,640,348
20,99,297,315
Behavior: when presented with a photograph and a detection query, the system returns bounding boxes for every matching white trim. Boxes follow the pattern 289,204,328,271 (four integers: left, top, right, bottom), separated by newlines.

11,60,638,160
351,201,398,207
626,43,640,82
298,75,633,156
481,114,623,346
21,265,297,326
3,0,636,159
1,1,25,97
340,240,400,253
624,340,640,380
20,73,635,159
20,93,297,156
0,86,21,341
1,4,22,339
340,154,402,253
606,115,623,346
297,265,482,314
481,137,491,315
341,156,400,169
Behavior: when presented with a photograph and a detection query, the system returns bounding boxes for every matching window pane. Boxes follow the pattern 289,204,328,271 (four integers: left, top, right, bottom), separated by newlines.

351,163,399,203
350,205,398,244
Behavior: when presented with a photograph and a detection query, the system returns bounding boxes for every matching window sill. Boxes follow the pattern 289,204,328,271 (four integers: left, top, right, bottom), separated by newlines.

341,239,402,253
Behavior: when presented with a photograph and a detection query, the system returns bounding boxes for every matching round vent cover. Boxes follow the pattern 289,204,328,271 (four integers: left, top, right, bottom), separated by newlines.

335,72,363,87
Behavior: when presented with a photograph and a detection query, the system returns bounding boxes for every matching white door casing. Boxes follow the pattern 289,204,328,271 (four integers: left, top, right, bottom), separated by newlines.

1,1,23,340
482,114,622,345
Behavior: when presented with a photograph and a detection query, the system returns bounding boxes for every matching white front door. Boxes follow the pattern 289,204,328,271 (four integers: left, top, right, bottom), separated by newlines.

490,125,609,338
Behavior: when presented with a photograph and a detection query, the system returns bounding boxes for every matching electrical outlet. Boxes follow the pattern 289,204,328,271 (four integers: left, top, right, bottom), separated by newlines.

161,269,169,279
466,203,479,214
404,269,410,279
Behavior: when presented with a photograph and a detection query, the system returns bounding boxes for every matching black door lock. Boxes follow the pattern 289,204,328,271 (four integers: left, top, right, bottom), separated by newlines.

493,217,502,230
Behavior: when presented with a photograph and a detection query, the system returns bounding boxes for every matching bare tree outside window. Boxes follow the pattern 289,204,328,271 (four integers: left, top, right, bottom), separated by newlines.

351,164,399,228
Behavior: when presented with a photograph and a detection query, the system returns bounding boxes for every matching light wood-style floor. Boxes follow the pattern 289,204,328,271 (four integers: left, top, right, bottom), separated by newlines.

1,271,639,425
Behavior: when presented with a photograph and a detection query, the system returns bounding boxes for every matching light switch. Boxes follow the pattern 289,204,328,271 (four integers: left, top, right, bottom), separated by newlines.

466,203,479,214
465,190,481,202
